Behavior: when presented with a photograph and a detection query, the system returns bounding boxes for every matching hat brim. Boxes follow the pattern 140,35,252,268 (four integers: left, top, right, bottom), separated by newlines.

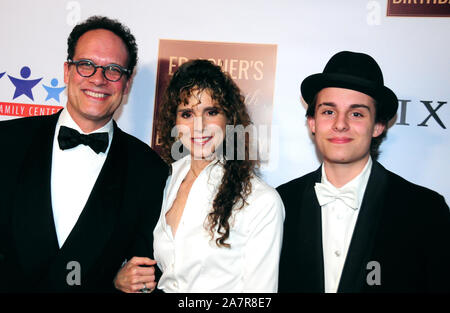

301,73,398,121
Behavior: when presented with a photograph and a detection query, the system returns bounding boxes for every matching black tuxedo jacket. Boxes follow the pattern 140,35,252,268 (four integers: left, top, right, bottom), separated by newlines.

0,112,168,292
277,161,450,293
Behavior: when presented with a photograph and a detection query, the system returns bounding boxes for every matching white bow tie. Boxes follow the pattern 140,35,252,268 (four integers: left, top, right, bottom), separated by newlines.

314,183,358,210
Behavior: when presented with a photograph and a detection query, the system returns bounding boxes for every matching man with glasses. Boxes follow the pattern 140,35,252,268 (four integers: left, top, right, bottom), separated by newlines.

0,16,168,292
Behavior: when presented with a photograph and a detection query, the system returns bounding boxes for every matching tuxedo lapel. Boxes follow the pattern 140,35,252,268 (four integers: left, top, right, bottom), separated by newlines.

12,114,60,278
338,161,388,292
297,167,325,292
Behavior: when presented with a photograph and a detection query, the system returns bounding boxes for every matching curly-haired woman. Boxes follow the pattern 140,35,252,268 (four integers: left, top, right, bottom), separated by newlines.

115,59,284,293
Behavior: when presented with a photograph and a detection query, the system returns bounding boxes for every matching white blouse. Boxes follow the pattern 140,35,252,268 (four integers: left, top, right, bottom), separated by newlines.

153,155,285,293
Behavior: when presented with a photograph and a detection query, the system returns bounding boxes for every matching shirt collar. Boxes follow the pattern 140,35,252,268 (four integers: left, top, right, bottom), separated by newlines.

321,156,373,209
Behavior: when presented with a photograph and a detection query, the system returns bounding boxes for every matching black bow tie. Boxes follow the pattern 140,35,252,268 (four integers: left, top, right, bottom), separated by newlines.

58,126,109,154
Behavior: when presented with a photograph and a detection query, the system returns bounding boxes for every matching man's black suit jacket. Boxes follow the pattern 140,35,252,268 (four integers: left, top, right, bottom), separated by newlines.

277,161,450,292
0,112,168,292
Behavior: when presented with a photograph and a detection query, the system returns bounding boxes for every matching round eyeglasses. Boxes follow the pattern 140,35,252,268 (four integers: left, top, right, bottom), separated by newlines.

68,59,131,82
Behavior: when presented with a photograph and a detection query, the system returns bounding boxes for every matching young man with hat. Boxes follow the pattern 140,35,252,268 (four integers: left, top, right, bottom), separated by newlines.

277,51,450,292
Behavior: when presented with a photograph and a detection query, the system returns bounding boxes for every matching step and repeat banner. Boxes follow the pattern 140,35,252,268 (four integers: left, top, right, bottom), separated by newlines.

1,0,449,203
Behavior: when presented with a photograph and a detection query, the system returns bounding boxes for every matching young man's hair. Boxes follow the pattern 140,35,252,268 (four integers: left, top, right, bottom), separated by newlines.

67,15,138,76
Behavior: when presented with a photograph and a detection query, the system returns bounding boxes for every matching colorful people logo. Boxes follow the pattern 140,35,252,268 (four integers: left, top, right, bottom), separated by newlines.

1,65,64,118
43,78,66,103
8,66,43,101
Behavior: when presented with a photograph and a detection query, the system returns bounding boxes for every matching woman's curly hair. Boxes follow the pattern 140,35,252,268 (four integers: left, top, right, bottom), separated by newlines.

157,59,258,248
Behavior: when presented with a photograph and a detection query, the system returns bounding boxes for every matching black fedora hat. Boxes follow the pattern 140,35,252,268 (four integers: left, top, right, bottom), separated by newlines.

301,51,398,121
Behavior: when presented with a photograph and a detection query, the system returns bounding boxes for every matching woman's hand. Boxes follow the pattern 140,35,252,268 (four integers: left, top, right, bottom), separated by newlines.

114,256,157,293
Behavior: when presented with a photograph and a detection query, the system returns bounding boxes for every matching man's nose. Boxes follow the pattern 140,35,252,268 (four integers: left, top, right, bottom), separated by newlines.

88,68,107,85
332,113,349,132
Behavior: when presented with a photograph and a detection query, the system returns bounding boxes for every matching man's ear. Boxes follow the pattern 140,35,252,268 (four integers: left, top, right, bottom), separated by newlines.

307,116,316,135
372,122,385,138
123,76,132,95
64,62,70,85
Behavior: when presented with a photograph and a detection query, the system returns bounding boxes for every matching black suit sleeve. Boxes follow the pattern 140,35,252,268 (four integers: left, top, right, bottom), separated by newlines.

130,154,168,259
422,194,450,292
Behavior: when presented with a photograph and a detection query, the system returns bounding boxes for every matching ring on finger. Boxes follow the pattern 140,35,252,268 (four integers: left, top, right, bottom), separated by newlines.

139,282,150,293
